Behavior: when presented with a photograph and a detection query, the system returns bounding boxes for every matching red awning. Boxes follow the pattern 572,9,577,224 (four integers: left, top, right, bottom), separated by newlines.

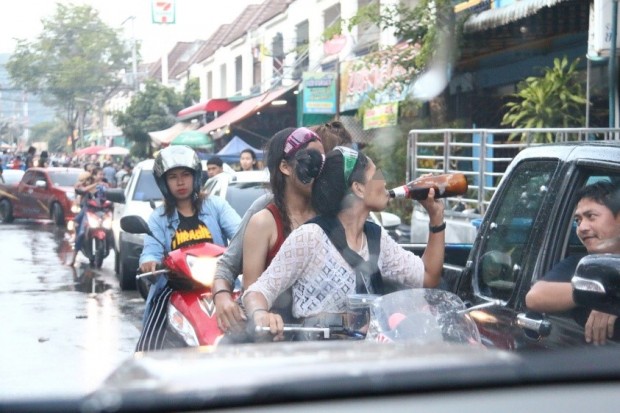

176,99,237,121
198,83,299,135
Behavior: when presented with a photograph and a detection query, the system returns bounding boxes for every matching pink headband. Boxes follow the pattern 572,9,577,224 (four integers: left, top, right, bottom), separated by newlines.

283,127,321,159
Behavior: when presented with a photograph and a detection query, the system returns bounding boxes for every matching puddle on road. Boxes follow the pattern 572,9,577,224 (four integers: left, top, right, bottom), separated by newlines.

70,264,113,294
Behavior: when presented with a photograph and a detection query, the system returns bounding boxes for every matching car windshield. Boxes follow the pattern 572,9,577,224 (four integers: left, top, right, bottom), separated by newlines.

132,170,162,202
2,170,24,185
3,0,620,411
46,171,81,187
225,182,269,217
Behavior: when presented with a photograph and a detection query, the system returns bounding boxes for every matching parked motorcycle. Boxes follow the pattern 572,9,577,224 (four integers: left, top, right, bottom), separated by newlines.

255,289,482,346
120,215,231,348
80,196,114,268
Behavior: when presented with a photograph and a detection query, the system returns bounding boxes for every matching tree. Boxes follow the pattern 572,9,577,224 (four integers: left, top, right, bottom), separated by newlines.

344,0,455,115
113,80,188,158
6,3,132,152
182,78,201,108
29,121,68,153
501,57,588,143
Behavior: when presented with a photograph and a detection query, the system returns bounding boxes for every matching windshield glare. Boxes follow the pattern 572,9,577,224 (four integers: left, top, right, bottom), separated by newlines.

132,170,162,201
47,171,81,187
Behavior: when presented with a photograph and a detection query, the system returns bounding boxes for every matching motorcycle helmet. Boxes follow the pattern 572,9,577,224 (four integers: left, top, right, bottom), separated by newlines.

153,145,202,201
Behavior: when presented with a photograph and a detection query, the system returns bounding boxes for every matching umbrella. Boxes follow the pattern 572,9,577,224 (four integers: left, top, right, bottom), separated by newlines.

98,146,130,156
171,131,214,150
74,145,106,156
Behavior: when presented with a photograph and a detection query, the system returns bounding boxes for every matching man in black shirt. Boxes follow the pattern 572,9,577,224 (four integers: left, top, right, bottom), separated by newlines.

526,181,620,345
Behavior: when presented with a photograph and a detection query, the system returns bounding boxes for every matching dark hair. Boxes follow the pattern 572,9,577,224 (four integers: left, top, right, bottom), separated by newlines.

27,146,36,155
240,149,258,170
311,121,353,151
577,181,620,216
266,127,323,235
312,148,369,216
207,156,223,167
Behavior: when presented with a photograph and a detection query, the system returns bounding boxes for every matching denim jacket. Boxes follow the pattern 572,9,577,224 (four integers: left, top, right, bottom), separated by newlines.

140,195,241,266
140,195,241,320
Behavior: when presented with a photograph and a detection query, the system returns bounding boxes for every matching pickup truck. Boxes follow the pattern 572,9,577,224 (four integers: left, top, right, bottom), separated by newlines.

419,142,620,350
0,167,82,226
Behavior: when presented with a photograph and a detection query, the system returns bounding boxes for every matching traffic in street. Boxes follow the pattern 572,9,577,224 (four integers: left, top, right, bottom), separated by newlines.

0,221,142,400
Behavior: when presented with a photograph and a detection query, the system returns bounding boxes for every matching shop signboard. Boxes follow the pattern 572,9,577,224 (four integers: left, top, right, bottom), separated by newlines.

302,72,337,114
339,50,412,112
588,0,620,59
152,0,176,24
363,102,399,130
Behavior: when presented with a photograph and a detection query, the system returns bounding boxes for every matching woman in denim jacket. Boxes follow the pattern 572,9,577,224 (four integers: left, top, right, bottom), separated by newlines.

136,145,241,351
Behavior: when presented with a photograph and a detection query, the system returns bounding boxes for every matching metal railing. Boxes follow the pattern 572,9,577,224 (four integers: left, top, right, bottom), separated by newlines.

407,128,620,216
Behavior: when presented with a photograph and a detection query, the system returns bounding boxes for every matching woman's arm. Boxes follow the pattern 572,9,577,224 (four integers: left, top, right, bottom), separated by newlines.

139,210,167,267
418,188,445,288
242,210,275,290
211,195,241,242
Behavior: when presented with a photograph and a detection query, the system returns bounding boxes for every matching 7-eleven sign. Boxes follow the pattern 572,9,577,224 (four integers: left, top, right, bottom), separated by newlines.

151,0,176,24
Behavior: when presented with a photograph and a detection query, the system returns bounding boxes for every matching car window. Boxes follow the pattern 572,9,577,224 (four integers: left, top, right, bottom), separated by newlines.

225,183,269,217
556,174,620,261
132,170,163,201
475,160,558,301
47,171,81,187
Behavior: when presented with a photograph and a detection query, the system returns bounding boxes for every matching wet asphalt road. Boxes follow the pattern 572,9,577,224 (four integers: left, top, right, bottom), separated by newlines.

0,220,144,401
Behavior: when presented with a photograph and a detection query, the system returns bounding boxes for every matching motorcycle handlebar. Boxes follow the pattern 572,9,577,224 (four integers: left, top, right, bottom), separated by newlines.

254,325,331,339
136,269,168,279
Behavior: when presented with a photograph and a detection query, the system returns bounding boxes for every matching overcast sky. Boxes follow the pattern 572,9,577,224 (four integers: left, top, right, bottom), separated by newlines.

0,0,259,62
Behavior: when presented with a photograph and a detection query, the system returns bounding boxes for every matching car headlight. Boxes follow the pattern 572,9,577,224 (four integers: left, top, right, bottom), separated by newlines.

71,205,81,213
167,305,199,346
186,255,219,287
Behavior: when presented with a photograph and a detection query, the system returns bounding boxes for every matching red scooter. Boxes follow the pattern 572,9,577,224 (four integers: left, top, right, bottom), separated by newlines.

81,197,114,268
120,215,233,347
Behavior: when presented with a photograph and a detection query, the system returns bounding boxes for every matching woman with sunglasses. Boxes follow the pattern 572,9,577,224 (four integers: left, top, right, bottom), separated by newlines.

242,147,445,339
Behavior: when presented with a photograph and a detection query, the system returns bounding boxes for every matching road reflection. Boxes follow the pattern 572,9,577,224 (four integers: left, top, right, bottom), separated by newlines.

0,220,142,401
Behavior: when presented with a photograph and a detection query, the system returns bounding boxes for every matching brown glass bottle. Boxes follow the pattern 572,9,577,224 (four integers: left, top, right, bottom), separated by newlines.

388,173,468,200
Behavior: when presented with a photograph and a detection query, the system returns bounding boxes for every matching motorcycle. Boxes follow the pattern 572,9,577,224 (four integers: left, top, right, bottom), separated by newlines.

120,215,232,348
80,196,114,269
255,289,482,346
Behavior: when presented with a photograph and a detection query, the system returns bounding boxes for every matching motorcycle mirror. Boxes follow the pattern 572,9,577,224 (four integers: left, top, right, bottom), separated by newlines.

120,215,152,236
572,254,620,317
105,188,126,204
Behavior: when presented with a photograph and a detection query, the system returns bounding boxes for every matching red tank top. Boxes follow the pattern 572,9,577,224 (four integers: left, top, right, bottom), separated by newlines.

265,203,285,266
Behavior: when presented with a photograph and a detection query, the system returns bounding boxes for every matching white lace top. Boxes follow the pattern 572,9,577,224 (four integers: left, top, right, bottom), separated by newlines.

243,223,425,318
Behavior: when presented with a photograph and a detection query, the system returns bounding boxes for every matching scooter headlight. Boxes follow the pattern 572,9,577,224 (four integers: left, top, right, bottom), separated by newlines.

167,306,199,346
87,214,100,228
186,255,219,287
102,217,113,229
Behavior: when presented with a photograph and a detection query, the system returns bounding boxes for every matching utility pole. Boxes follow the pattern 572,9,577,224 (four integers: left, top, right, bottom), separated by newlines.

610,0,618,128
122,16,139,92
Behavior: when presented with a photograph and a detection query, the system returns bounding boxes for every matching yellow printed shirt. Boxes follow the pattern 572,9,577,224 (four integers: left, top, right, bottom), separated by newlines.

170,213,213,250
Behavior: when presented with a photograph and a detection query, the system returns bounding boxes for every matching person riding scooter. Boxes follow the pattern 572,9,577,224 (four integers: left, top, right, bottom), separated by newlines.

69,166,108,266
136,145,241,352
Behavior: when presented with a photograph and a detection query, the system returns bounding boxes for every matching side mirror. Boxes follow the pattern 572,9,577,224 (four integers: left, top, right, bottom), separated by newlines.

572,254,620,316
120,215,151,236
106,188,126,204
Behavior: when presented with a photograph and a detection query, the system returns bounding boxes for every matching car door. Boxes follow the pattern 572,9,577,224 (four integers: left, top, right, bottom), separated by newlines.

525,165,620,348
460,159,561,350
30,171,52,218
15,170,39,217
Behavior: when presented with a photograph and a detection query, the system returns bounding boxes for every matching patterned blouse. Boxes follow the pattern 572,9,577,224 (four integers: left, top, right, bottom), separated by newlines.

243,223,425,318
